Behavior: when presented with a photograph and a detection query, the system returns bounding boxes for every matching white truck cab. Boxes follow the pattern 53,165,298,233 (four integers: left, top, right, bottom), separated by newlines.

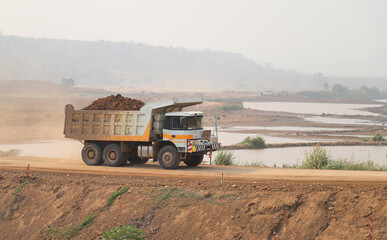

64,98,220,169
163,111,220,154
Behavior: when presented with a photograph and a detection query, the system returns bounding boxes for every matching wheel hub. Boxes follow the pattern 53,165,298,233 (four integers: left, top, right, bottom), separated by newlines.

108,151,117,160
87,150,95,159
163,152,174,164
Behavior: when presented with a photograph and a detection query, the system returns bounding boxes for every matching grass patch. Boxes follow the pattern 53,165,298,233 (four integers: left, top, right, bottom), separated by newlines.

76,214,96,232
217,101,243,111
282,163,300,168
243,160,266,167
12,181,29,195
283,145,387,171
329,159,387,171
107,185,131,210
0,149,22,157
240,136,267,149
102,225,144,240
214,151,235,165
150,187,203,205
41,214,96,239
372,133,385,141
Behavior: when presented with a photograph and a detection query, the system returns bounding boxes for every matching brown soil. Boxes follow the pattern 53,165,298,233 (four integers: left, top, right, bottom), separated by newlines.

82,94,145,111
0,169,386,240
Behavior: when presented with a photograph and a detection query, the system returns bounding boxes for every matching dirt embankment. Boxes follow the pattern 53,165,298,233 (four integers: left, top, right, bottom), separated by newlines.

82,94,145,111
0,170,386,240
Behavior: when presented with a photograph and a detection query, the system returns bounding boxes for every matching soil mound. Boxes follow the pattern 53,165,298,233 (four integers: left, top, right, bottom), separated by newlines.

82,94,145,111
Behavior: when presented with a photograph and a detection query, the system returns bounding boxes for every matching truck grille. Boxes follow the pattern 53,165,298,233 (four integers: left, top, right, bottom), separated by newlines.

201,130,211,140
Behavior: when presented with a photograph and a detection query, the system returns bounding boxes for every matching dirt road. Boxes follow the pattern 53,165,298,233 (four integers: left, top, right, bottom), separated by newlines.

0,156,386,239
1,156,387,182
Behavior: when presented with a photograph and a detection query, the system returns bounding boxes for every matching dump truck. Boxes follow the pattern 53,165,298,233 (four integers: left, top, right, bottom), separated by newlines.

64,98,221,169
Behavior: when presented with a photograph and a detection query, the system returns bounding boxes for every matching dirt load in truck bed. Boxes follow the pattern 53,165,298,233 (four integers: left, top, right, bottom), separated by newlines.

82,94,145,111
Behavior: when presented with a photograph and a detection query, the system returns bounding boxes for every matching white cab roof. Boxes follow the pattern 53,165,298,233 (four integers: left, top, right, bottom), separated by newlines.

165,111,203,117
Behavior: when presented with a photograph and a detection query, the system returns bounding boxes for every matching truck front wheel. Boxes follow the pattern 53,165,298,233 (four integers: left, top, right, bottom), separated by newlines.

103,143,127,167
81,142,103,165
184,154,204,167
158,146,180,169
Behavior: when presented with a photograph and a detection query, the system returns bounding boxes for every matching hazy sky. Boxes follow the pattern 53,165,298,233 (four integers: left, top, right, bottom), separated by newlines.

0,0,386,77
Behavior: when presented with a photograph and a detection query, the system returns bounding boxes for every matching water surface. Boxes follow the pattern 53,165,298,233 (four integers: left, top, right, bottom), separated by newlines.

244,102,382,116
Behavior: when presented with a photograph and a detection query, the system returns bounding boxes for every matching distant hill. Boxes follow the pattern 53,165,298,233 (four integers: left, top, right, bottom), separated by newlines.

0,80,109,95
0,34,386,91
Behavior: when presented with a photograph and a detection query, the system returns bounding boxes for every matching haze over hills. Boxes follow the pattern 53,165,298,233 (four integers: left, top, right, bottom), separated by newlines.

0,34,386,91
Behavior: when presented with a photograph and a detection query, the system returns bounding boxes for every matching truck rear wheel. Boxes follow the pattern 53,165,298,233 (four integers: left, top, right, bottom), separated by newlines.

103,143,126,167
158,146,180,169
81,143,103,165
184,154,204,167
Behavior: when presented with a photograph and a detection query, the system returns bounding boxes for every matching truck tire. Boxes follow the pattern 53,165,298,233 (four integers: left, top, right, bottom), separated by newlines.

184,154,204,167
81,142,103,165
103,143,127,167
158,146,180,169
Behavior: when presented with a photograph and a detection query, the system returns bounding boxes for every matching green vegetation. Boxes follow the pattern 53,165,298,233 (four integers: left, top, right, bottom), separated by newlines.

107,185,131,210
12,181,29,195
240,136,267,149
204,97,240,102
217,101,244,111
76,214,96,231
243,160,266,167
282,163,299,168
150,187,203,205
102,225,144,240
329,159,387,171
0,149,21,157
283,145,387,171
214,151,235,165
299,84,387,100
41,214,96,239
372,133,385,142
302,145,331,169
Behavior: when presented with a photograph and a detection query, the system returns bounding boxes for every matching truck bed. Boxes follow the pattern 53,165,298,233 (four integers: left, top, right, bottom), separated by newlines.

64,105,150,142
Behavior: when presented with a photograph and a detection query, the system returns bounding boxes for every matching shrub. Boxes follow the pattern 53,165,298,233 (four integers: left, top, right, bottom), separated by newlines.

217,101,243,112
214,151,234,165
372,133,385,142
301,145,331,169
102,225,144,240
241,136,267,149
0,149,22,157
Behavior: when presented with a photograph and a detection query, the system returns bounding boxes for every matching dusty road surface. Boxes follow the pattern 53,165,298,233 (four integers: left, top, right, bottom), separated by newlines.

1,156,386,240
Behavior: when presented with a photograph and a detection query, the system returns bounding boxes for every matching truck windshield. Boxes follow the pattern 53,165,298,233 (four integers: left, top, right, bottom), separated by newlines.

168,116,202,130
187,116,202,130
